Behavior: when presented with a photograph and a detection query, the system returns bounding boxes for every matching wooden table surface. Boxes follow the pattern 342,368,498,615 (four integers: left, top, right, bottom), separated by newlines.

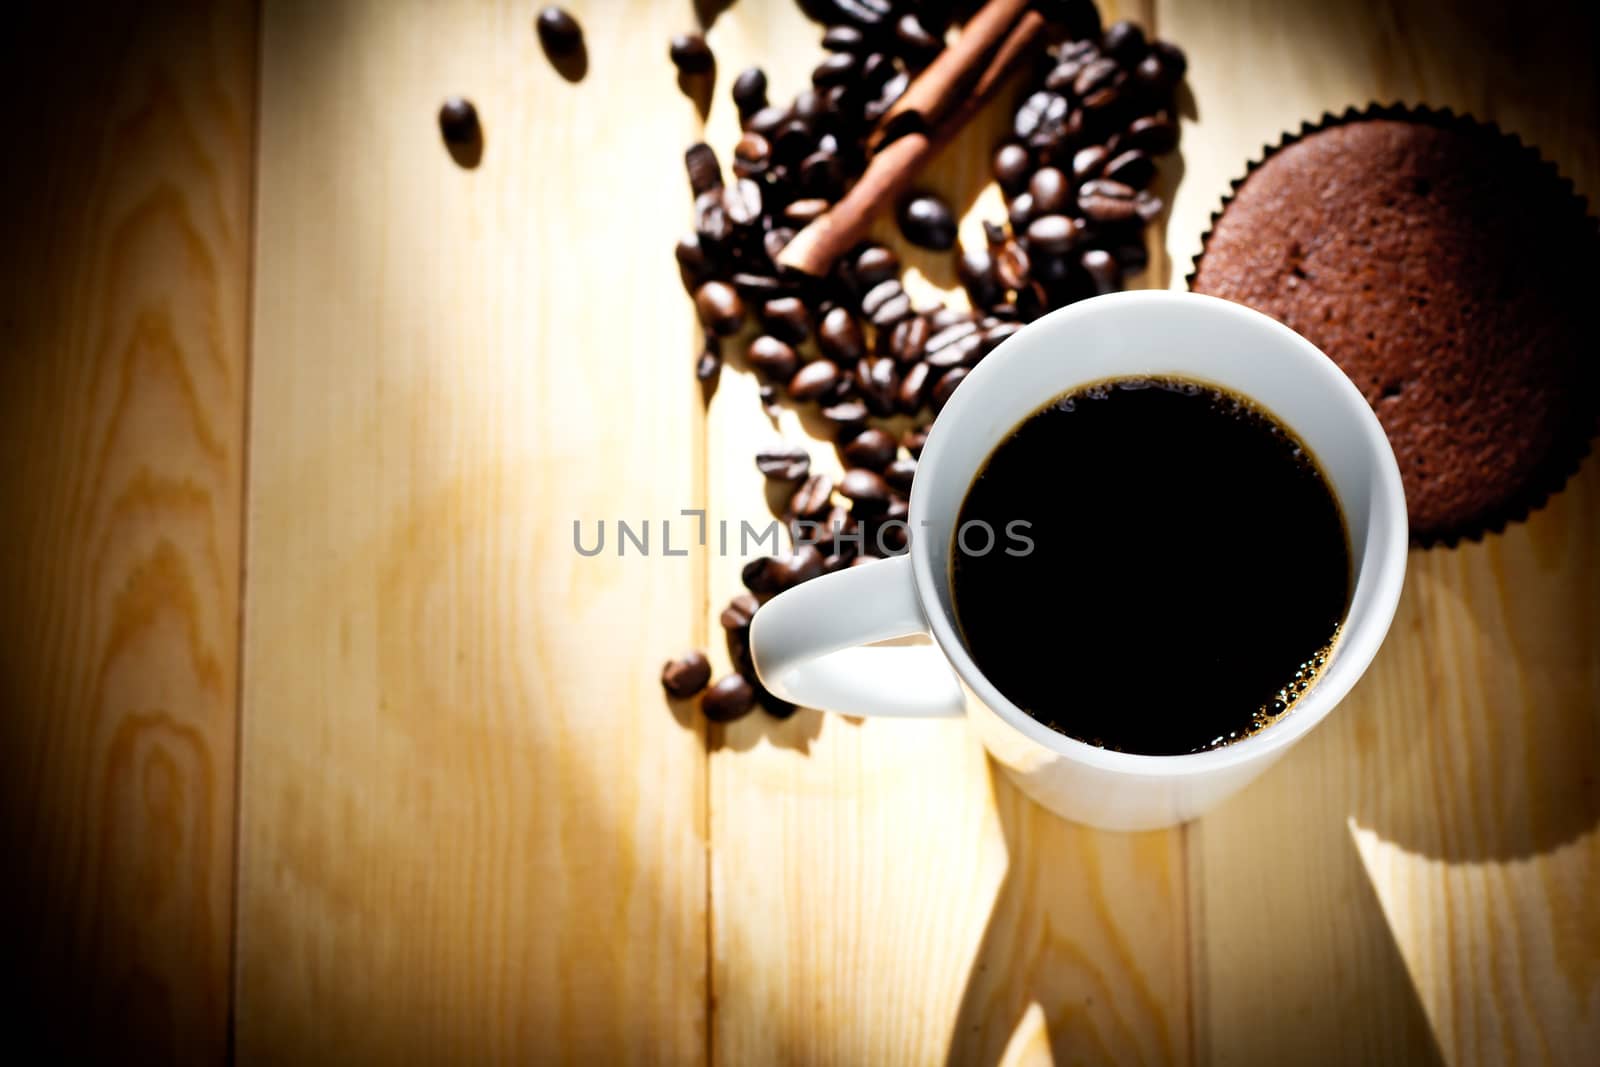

2,1,1596,1063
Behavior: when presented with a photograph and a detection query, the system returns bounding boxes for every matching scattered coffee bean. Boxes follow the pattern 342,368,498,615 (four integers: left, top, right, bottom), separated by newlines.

756,445,811,481
842,428,897,472
438,97,479,145
694,280,745,335
675,232,708,292
1125,114,1179,154
1027,214,1079,255
760,297,810,344
1072,144,1109,181
1013,90,1068,142
853,245,900,290
867,287,913,329
1081,248,1123,295
897,361,931,413
818,307,865,362
981,320,1022,353
757,685,798,719
958,247,1003,309
840,468,892,512
661,650,712,698
1078,178,1139,223
898,194,957,250
741,556,779,596
931,366,968,411
788,360,841,401
1103,20,1148,64
889,315,930,363
696,336,722,382
996,240,1032,291
1028,167,1071,215
884,457,917,494
903,427,928,457
895,12,943,60
723,178,763,227
1007,191,1036,231
820,399,869,438
721,593,760,632
702,674,756,722
732,66,768,116
784,198,831,226
684,142,722,195
670,33,714,75
822,24,867,52
856,356,898,415
993,143,1031,196
789,472,835,517
536,7,583,56
812,51,859,87
732,132,771,178
746,335,799,383
770,545,825,589
1135,189,1164,221
1105,149,1154,188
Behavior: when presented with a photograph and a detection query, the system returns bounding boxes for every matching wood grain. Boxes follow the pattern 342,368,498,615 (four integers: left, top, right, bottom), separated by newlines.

704,4,1188,1065
238,1,707,1062
0,3,254,1061
1159,1,1600,1062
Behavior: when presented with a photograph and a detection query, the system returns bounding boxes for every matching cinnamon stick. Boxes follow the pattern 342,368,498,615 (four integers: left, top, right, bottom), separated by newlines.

778,9,1048,278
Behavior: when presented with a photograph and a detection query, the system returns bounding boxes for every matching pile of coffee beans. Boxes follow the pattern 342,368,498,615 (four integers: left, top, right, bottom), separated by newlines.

662,3,1187,722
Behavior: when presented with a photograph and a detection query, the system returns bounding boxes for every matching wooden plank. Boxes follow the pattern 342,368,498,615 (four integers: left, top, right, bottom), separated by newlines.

1159,0,1600,1062
704,4,1190,1064
238,1,708,1061
0,3,254,1061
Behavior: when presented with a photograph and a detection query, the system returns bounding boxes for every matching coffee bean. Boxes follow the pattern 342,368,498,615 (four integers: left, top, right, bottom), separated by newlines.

895,12,942,61
925,319,979,355
536,7,583,55
1081,248,1123,295
675,233,708,292
822,24,868,52
764,227,796,261
732,132,771,179
832,0,893,28
789,472,835,517
812,50,859,87
1013,90,1068,142
868,288,913,328
897,361,931,413
696,336,722,382
1033,251,1071,285
702,674,756,722
856,356,898,415
853,245,900,290
670,33,714,74
821,400,869,439
842,428,896,472
760,297,810,344
438,97,479,145
884,456,917,494
721,592,759,631
723,178,763,227
902,427,928,458
694,280,745,335
1125,114,1178,154
770,544,825,589
925,330,984,369
798,149,842,198
1007,191,1036,231
1105,149,1154,188
1103,20,1148,64
1078,178,1138,223
1027,214,1080,255
1136,41,1187,92
730,272,786,300
1073,56,1124,100
759,383,782,418
741,556,779,596
1028,167,1071,215
745,105,789,138
931,366,968,411
756,445,811,481
991,143,1032,197
996,240,1032,291
958,246,1003,309
929,306,974,330
889,315,930,363
694,191,730,243
818,307,865,362
661,649,712,698
1072,144,1109,181
898,194,957,250
757,685,798,719
784,198,831,226
732,66,768,116
859,50,893,91
981,320,1022,353
788,360,841,401
1135,189,1164,221
773,119,814,166
840,468,892,511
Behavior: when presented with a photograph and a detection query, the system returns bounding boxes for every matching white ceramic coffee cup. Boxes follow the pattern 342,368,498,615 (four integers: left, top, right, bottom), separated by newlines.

750,291,1408,831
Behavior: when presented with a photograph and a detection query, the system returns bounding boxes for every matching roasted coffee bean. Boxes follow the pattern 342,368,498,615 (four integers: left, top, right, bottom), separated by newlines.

741,556,779,596
1105,149,1154,188
859,51,893,90
925,320,979,356
773,120,815,166
1078,178,1139,223
1027,214,1080,255
784,198,831,226
832,0,893,28
983,219,1008,249
1073,56,1124,100
701,674,755,722
1072,144,1109,181
726,625,758,683
898,194,957,250
1081,248,1123,295
721,592,759,631
800,150,844,198
1013,90,1068,142
896,361,931,413
929,306,975,330
536,7,583,55
868,288,913,328
694,190,731,243
889,315,930,363
770,545,825,589
732,132,771,179
730,272,786,301
675,233,708,292
758,383,782,418
732,66,768,116
822,24,868,52
925,329,983,369
696,337,722,382
821,400,869,438
884,456,917,494
438,97,479,145
757,685,798,719
996,240,1032,291
1136,41,1187,92
745,104,789,138
903,428,929,458
895,12,943,61
842,428,896,472
981,320,1022,353
1082,83,1123,112
812,50,859,87
1033,251,1071,285
661,649,711,698
756,445,811,481
1103,19,1148,64
760,297,810,344
856,357,898,415
1125,114,1179,154
821,553,852,575
1111,238,1149,272
669,33,714,74
818,307,865,362
840,468,892,511
1134,190,1163,220
958,246,1004,309
723,178,763,227
763,227,796,261
694,281,744,336
853,245,900,290
858,279,901,318
931,366,968,411
789,472,835,517
1007,191,1036,231
787,360,841,401
1028,167,1071,215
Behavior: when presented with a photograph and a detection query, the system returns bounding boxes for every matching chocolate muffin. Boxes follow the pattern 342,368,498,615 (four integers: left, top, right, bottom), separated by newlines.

1191,106,1598,545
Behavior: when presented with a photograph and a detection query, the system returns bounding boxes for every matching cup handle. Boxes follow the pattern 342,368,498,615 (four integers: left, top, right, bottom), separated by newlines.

749,554,966,717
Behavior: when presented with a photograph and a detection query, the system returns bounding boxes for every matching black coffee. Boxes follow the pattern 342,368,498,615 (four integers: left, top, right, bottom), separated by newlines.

951,377,1350,755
